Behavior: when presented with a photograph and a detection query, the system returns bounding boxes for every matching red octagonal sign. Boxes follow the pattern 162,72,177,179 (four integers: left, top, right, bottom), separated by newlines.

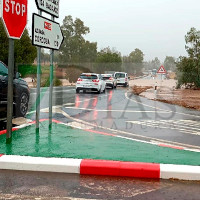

1,0,28,39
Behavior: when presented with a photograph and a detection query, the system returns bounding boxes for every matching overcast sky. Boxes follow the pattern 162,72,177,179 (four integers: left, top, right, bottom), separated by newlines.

28,0,200,62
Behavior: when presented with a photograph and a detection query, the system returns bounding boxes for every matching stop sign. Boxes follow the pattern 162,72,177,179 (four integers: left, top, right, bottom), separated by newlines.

0,0,28,39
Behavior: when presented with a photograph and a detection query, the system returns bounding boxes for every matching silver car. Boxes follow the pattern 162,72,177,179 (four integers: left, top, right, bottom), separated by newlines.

114,72,129,87
102,74,117,89
76,73,106,94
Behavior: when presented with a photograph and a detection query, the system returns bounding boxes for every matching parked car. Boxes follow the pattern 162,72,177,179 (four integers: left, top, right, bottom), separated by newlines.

76,73,106,94
114,72,129,87
0,61,30,118
102,74,117,89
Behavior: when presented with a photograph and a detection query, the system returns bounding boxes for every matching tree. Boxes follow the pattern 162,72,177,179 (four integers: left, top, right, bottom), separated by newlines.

59,15,97,63
164,56,176,71
95,47,122,73
176,27,200,88
123,48,144,75
41,49,50,65
150,57,161,69
0,21,37,66
129,48,144,63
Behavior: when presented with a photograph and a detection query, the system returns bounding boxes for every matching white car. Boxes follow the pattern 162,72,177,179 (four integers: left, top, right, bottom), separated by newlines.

102,74,117,89
76,73,106,94
114,72,129,87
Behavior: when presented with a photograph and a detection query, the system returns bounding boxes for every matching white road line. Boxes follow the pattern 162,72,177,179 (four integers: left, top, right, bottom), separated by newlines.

31,89,75,95
65,107,170,113
125,91,200,119
59,108,200,151
27,103,75,115
127,120,200,135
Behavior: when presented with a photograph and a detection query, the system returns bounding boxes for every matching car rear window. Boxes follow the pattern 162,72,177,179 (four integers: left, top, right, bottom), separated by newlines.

80,75,98,80
115,73,125,78
102,75,112,80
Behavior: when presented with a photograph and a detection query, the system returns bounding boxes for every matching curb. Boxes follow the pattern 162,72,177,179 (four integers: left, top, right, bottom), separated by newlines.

0,155,200,181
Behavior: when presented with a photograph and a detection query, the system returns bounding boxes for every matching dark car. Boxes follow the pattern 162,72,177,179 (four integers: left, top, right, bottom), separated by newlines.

0,61,30,118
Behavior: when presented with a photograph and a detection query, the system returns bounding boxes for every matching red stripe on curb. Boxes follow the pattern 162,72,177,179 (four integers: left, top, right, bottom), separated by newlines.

29,119,49,124
158,144,184,150
80,159,160,179
52,119,62,124
0,128,18,136
84,129,115,137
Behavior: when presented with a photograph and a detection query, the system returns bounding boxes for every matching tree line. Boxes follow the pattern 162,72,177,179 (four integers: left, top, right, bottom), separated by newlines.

0,16,199,88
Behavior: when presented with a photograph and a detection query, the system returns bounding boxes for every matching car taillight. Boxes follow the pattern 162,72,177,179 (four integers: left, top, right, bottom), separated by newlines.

92,80,99,82
125,78,128,81
77,78,82,81
109,77,113,80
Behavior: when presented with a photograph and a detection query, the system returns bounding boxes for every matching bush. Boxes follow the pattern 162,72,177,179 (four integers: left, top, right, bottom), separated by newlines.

18,64,37,78
41,77,62,87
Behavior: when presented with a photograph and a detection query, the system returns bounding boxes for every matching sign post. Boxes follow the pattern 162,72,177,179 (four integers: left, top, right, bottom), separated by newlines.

36,10,42,132
33,0,63,130
0,0,28,143
6,39,14,143
157,65,166,81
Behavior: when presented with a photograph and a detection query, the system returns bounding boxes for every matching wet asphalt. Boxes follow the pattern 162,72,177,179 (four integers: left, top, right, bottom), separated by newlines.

0,170,200,200
27,85,200,149
1,85,200,199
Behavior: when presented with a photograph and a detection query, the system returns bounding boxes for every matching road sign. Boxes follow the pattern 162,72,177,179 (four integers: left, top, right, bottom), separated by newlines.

35,0,59,18
0,0,28,39
157,65,166,74
32,14,64,50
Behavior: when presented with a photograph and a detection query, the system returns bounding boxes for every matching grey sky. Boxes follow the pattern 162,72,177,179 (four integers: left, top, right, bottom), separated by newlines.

28,0,200,62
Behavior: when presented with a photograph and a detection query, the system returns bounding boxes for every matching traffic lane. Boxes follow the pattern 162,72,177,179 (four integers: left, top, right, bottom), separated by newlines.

0,170,200,200
28,86,76,112
62,88,200,148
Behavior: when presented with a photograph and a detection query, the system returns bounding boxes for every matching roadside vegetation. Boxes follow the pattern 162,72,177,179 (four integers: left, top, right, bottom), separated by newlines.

1,15,200,90
176,28,200,89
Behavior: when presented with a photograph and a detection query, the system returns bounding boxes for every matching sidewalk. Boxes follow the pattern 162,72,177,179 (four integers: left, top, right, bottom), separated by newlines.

0,120,199,166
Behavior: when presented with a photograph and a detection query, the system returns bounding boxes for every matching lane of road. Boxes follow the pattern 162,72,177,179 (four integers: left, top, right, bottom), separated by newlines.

0,170,200,200
25,84,200,150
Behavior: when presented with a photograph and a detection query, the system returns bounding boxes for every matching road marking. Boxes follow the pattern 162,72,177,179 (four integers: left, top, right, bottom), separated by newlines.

126,120,200,135
125,91,200,119
59,108,200,152
65,107,170,113
27,103,75,115
31,89,75,95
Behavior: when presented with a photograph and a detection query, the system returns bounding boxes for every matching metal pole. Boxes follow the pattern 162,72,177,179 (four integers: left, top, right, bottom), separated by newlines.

36,10,42,131
6,38,14,144
49,16,55,128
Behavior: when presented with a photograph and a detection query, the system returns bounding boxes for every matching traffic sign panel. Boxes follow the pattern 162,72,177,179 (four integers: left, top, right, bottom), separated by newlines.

0,0,28,39
32,13,64,50
35,0,59,18
157,65,166,74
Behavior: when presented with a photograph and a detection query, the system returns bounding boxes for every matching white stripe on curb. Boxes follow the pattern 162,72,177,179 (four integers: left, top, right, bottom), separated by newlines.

160,164,200,181
0,155,82,174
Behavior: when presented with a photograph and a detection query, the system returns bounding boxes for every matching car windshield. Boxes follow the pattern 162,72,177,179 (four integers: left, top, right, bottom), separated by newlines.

115,73,125,78
80,74,98,80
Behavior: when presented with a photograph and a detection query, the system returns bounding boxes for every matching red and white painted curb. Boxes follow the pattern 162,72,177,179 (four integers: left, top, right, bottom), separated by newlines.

0,154,200,181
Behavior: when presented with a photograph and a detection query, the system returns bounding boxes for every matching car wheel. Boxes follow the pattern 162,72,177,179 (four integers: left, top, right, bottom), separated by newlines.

76,89,79,93
103,88,106,93
15,92,29,117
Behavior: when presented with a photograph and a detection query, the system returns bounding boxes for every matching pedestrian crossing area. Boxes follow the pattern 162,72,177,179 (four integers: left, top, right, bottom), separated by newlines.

126,120,200,135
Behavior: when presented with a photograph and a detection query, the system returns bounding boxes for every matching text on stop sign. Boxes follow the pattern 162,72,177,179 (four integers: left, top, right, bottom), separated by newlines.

5,0,26,16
